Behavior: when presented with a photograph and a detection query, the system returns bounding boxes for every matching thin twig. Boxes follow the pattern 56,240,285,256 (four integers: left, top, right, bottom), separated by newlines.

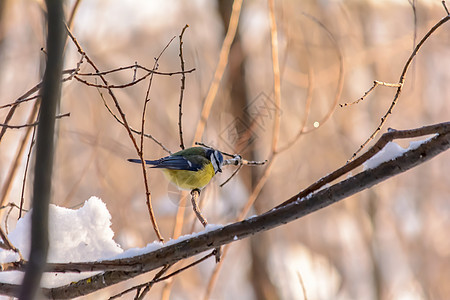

340,80,401,107
348,14,450,161
65,24,164,241
0,113,70,129
95,87,171,154
109,264,172,300
0,95,40,110
0,227,23,260
19,109,39,219
0,82,42,143
194,142,267,166
0,103,39,217
220,163,243,187
137,36,176,243
77,64,195,77
178,24,189,150
276,122,450,209
442,1,449,15
153,251,215,283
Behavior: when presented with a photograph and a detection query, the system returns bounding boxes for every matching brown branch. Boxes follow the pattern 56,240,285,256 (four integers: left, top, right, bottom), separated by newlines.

0,82,41,143
178,24,189,150
19,110,38,219
190,189,208,227
95,88,171,154
109,264,173,300
0,102,39,218
74,65,195,90
65,24,164,241
137,35,177,244
114,251,215,300
442,1,449,15
340,80,401,107
76,64,195,77
0,112,70,129
0,95,40,110
0,123,448,298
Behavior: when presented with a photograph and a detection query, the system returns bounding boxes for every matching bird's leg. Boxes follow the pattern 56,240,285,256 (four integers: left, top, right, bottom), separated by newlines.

190,189,221,262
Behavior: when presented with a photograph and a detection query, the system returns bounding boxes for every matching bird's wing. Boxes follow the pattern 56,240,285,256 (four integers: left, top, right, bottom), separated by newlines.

150,156,204,171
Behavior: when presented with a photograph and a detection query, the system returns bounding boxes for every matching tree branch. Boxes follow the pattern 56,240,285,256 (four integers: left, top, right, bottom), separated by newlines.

0,122,447,298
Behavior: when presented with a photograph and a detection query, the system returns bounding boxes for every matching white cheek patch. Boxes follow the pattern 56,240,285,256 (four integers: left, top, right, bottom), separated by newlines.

214,151,222,166
210,153,219,173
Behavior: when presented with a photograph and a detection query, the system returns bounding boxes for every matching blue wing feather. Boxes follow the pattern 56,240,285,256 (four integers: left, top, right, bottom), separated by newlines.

128,156,202,171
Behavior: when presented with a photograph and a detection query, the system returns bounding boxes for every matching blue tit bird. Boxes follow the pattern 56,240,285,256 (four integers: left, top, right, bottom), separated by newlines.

128,146,224,190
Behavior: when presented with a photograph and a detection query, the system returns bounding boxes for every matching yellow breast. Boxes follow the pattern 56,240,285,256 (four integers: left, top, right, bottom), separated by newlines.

162,162,216,190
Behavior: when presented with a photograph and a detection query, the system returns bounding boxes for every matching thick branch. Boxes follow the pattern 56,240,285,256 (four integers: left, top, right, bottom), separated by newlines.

14,125,448,298
19,1,65,299
0,124,448,298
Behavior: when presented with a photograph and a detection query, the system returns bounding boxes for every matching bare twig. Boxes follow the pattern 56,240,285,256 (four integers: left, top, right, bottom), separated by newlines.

220,162,243,187
136,35,176,243
0,112,70,129
0,227,23,260
0,82,41,143
96,87,171,154
0,103,39,217
276,122,450,209
340,80,401,107
178,24,189,150
65,24,164,241
77,64,195,77
19,110,39,219
0,95,40,110
0,203,23,211
190,189,208,227
109,264,172,300
442,1,449,15
348,14,450,161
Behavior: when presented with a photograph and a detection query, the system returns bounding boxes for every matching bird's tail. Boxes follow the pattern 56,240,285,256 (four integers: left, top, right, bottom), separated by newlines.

127,158,159,165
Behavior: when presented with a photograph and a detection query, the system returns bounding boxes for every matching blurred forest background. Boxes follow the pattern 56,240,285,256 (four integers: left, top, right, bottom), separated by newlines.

0,0,449,299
